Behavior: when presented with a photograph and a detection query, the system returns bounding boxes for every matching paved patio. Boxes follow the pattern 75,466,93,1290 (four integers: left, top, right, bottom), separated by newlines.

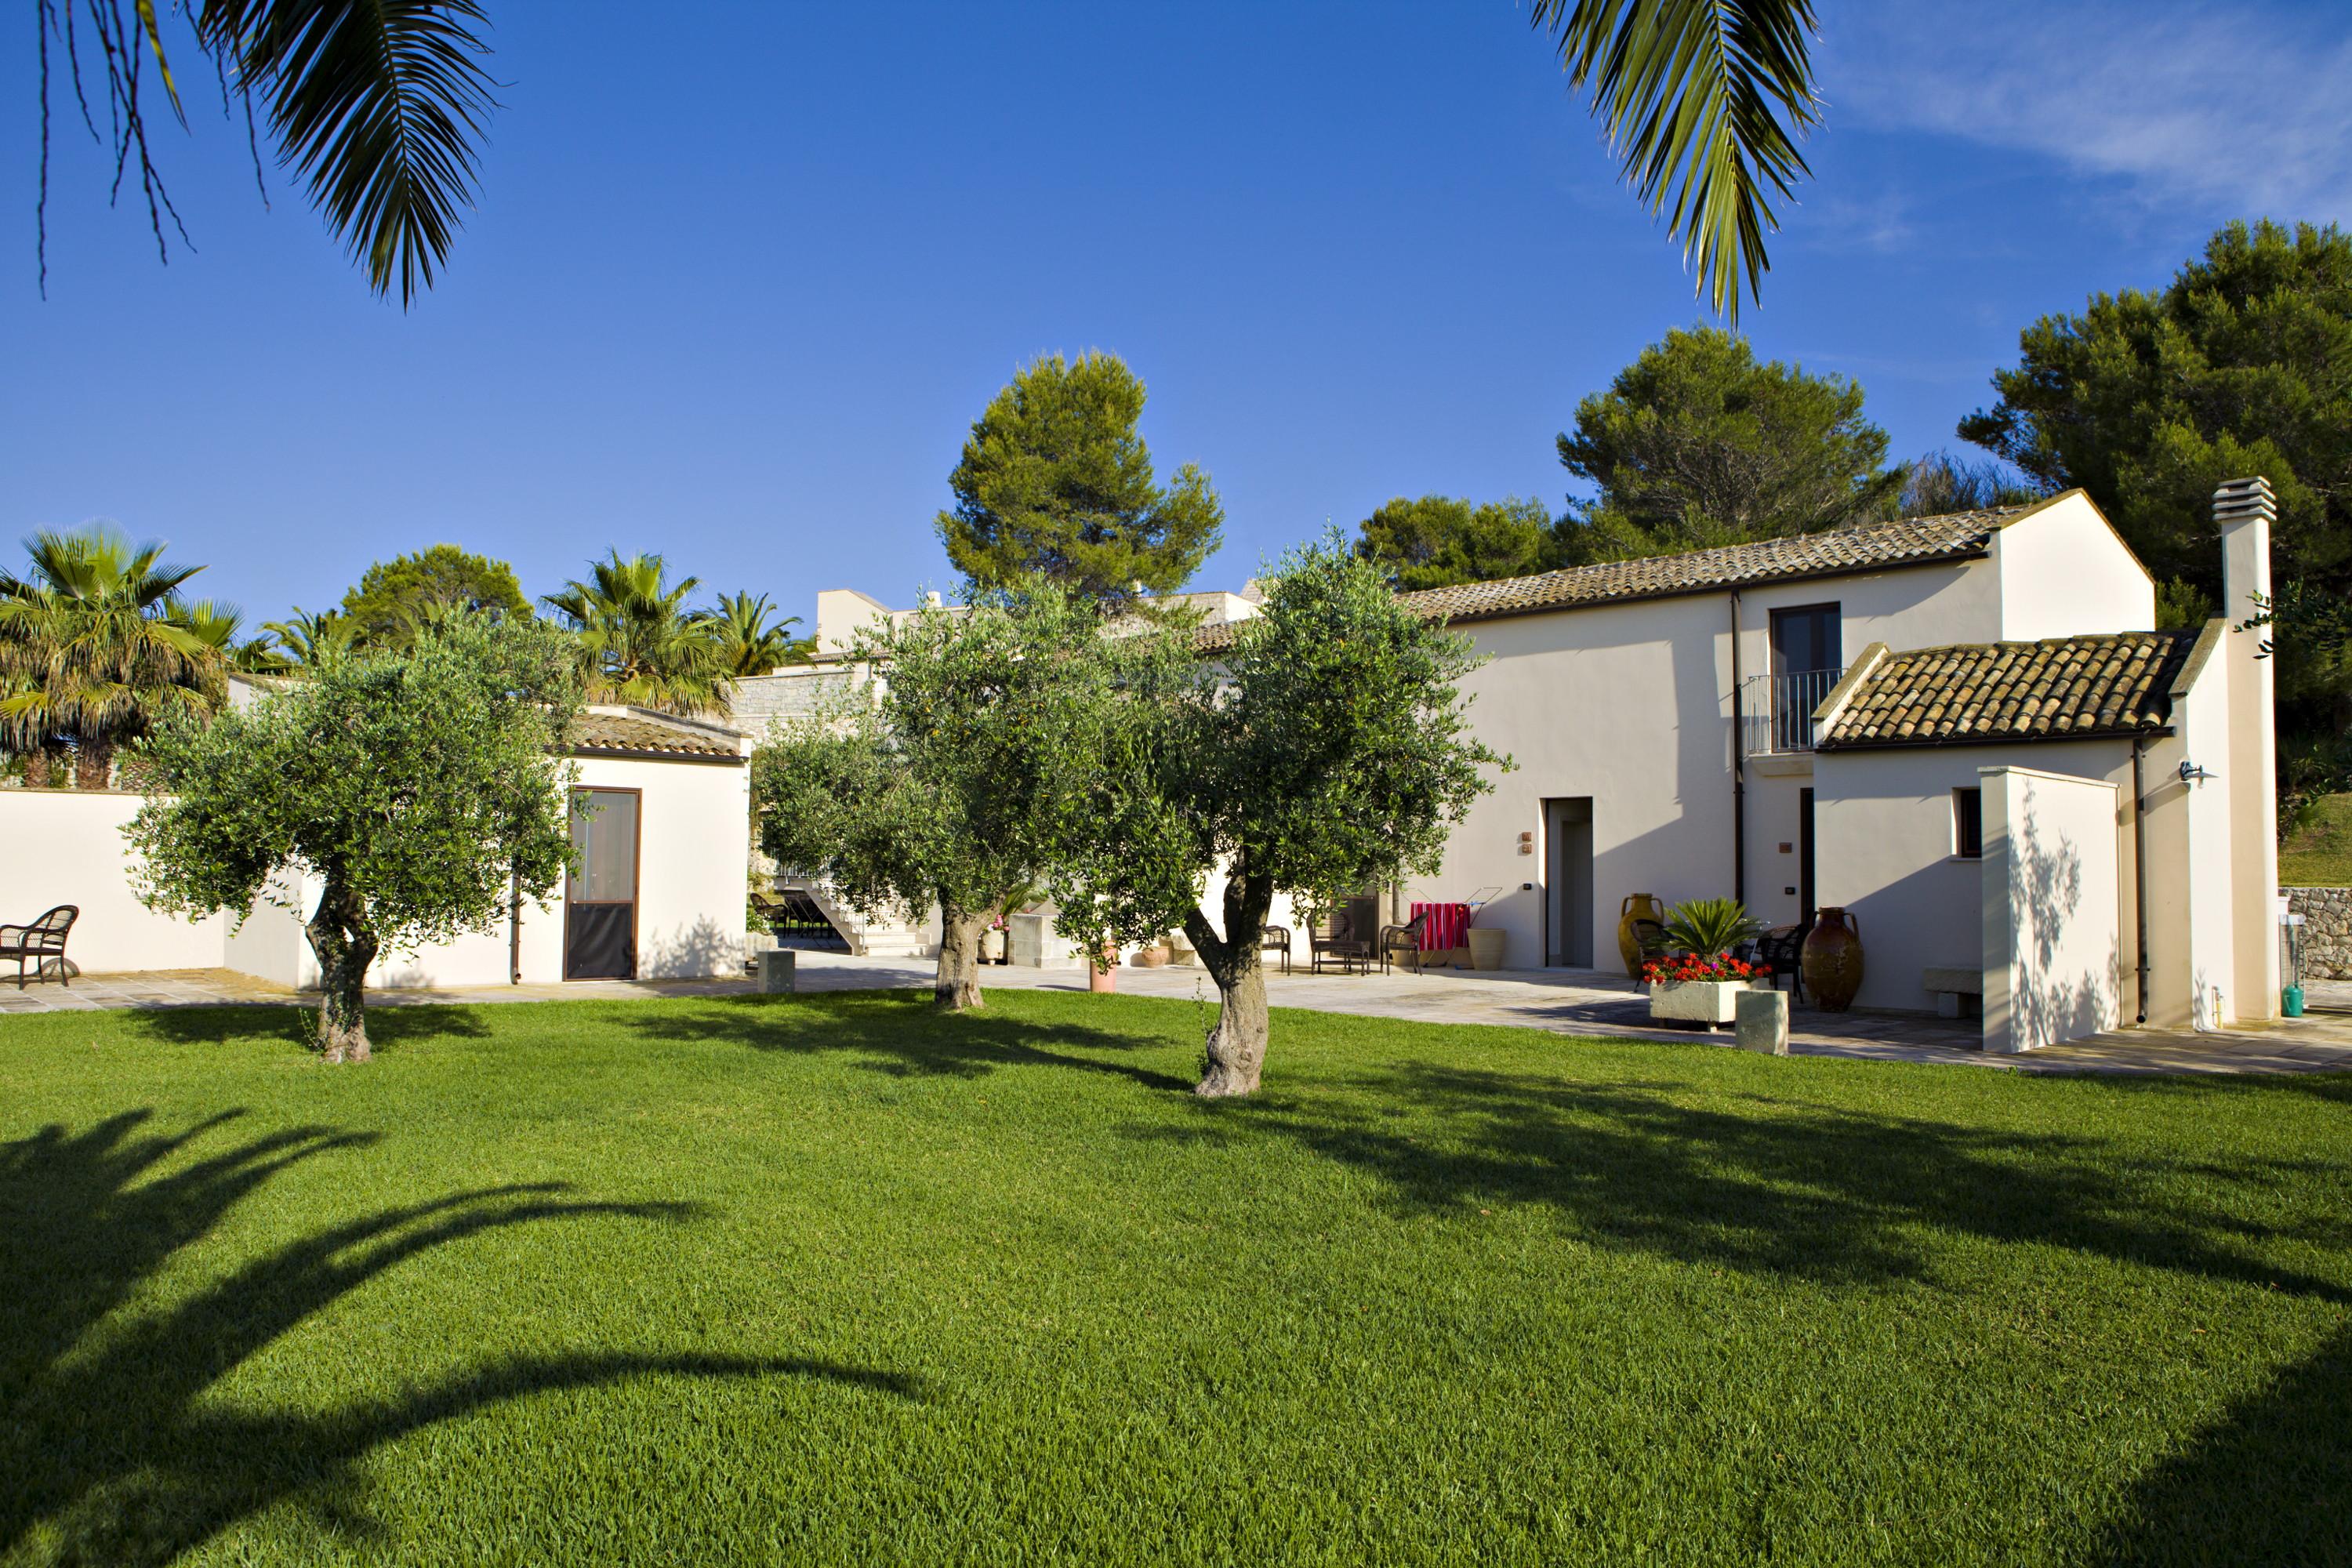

5,956,2350,1075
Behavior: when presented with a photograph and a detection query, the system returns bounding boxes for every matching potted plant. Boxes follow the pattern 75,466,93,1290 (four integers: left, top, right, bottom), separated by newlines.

1644,898,1767,1027
1131,932,1174,967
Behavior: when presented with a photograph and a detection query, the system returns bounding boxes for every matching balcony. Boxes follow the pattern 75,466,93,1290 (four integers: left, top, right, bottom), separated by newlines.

1742,667,1842,756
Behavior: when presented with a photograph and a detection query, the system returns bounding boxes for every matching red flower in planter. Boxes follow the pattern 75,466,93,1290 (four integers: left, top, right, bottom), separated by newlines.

1643,952,1759,985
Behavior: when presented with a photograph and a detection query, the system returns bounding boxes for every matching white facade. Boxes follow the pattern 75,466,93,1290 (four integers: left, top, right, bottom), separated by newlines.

0,707,752,990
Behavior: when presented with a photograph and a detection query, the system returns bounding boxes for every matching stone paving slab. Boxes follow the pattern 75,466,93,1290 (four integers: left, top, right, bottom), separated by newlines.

2,956,2347,1076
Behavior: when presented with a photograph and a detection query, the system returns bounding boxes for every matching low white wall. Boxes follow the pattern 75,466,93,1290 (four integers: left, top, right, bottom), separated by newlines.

1983,767,2122,1053
0,790,227,974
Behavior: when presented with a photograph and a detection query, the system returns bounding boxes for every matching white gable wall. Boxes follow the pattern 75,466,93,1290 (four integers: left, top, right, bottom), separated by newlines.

1991,492,2155,641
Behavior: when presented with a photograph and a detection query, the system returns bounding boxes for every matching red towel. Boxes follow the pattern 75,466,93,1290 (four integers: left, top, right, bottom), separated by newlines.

1412,902,1471,951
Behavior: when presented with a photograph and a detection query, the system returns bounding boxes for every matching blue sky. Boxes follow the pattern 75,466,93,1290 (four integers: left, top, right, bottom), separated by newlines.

5,0,2350,628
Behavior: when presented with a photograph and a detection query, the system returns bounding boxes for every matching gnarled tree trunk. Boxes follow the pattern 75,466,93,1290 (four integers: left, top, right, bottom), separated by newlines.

1185,869,1276,1097
935,897,989,1011
305,873,379,1063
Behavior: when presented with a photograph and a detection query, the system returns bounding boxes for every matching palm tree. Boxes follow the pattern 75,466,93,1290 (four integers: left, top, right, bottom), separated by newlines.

0,524,227,788
261,607,361,671
180,598,292,674
541,552,730,717
710,591,814,677
43,2,1817,319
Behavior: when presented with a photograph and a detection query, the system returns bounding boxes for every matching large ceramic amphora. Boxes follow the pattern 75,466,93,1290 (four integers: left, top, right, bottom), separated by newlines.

1801,907,1865,1011
1617,893,1664,978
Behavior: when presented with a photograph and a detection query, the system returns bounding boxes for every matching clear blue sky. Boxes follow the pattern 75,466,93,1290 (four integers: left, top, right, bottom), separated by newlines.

5,1,2349,627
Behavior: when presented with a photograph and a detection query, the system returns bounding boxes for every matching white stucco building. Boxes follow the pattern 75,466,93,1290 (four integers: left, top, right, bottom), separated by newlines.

1,702,752,989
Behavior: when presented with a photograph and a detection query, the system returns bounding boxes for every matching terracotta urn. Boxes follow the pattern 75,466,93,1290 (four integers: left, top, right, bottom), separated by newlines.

1617,893,1664,978
1801,907,1865,1011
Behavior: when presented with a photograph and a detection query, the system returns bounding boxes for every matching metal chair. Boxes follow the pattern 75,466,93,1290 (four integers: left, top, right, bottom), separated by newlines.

0,905,78,989
1261,924,1294,975
1377,913,1429,975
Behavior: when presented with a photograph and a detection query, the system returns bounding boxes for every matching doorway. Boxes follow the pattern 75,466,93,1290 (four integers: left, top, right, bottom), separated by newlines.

1798,787,1817,924
1544,797,1594,967
565,787,641,980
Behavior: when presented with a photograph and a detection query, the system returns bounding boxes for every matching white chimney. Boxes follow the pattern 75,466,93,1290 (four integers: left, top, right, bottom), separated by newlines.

924,590,943,608
2214,475,2274,626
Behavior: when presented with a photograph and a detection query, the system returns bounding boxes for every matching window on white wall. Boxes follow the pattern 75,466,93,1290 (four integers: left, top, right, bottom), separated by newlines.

1952,787,1984,859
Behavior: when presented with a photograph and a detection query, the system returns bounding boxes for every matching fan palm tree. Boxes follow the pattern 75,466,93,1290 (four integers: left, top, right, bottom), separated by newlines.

42,2,1817,319
0,524,228,788
710,591,814,677
180,598,292,674
541,552,731,717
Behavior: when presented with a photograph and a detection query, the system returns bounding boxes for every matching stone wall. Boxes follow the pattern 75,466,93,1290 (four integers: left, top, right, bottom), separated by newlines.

2288,887,2351,979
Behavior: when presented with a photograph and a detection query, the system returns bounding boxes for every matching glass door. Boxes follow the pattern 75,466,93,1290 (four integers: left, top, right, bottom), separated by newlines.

565,788,640,979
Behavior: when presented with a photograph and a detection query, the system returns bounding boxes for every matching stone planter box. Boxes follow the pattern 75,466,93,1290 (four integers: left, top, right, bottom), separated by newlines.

1647,978,1755,1026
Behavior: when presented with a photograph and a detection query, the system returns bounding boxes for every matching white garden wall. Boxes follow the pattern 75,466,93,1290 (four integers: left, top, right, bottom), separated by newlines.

0,789,227,973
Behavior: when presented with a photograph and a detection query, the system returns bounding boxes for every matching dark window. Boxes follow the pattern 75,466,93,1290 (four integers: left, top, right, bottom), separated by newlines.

1953,787,1984,859
1769,603,1842,678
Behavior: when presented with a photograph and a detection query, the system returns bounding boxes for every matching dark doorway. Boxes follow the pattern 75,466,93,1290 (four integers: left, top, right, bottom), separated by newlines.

1798,787,1817,924
565,787,641,980
1544,797,1595,967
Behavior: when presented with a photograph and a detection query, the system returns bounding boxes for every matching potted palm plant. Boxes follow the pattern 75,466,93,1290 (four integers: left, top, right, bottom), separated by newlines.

1645,898,1767,1027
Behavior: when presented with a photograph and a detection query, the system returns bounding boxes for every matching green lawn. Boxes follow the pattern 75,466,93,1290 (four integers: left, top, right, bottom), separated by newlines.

2,990,2348,1566
2282,791,2352,887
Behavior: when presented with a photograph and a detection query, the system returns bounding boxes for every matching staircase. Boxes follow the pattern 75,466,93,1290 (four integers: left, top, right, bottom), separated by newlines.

790,877,936,959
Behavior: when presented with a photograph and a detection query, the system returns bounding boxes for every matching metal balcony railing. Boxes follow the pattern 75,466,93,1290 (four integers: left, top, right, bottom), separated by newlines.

1742,667,1842,755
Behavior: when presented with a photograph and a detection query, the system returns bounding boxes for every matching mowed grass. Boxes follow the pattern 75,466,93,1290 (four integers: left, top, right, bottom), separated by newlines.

2282,791,2352,887
2,990,2349,1566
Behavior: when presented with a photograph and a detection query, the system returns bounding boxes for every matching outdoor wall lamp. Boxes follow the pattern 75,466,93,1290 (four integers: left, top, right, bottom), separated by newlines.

2178,760,2218,785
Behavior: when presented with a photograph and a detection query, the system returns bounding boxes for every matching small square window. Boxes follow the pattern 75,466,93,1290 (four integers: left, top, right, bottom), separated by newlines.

1953,787,1984,859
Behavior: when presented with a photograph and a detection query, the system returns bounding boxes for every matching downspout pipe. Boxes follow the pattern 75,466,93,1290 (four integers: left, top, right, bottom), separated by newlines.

1729,591,1746,906
2131,739,2149,1024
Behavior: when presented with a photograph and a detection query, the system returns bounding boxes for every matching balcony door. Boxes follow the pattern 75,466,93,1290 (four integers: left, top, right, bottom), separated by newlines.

565,787,640,980
1768,604,1842,751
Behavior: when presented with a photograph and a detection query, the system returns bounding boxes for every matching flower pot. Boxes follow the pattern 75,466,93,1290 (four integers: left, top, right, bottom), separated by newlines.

1467,927,1507,971
1131,943,1171,968
1801,907,1865,1012
1648,978,1752,1026
1617,894,1664,978
980,927,1007,964
1088,960,1116,994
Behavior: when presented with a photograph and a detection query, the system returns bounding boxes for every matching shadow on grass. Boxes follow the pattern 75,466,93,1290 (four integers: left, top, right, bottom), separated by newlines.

619,990,1195,1091
1149,1062,2352,1304
111,1001,499,1051
0,1109,918,1566
2097,1321,2352,1566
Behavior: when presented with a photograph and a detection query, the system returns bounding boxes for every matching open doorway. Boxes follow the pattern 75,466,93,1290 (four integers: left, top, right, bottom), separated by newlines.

1544,797,1594,967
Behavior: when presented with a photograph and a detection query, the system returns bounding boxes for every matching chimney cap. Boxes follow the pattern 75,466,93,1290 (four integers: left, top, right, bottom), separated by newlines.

2214,475,2277,524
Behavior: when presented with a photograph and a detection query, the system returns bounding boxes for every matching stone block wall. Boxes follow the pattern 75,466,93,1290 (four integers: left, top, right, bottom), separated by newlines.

2288,887,2351,979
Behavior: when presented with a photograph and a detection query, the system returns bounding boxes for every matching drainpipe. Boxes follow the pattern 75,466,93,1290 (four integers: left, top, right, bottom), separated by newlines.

2131,739,2149,1024
509,866,523,985
1728,591,1747,905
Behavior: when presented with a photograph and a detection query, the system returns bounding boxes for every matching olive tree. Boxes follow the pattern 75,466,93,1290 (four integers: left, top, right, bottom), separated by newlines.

126,615,584,1062
753,581,1123,1011
1061,540,1505,1097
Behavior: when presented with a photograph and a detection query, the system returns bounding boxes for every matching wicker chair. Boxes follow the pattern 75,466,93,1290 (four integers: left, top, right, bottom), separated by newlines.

1377,913,1429,975
1309,911,1374,975
0,905,78,989
1753,920,1813,1002
1260,924,1294,975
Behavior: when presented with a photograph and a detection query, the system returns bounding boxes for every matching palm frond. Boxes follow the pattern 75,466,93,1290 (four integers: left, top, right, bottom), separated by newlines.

1532,0,1819,321
198,0,499,307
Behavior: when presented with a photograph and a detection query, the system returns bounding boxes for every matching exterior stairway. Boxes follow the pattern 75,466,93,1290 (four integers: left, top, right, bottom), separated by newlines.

787,877,936,959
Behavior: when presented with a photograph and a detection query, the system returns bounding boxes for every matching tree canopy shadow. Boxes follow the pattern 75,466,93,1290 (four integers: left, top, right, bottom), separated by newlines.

619,990,1195,1091
1156,1062,2352,1301
0,1109,918,1566
110,1002,496,1051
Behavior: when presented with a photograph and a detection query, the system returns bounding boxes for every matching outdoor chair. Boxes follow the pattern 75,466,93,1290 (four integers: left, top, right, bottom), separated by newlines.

1261,924,1294,975
1754,920,1813,1003
1309,912,1373,975
1628,917,1676,966
0,905,78,990
1377,913,1429,975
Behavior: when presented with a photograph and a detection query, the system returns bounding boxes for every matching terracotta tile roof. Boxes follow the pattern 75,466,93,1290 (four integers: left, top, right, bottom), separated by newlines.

1194,506,2021,650
570,709,746,761
1816,630,2198,750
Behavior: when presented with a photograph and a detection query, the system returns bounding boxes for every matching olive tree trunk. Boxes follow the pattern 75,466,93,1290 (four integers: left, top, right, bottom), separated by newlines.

1185,870,1276,1097
305,873,379,1063
935,897,989,1011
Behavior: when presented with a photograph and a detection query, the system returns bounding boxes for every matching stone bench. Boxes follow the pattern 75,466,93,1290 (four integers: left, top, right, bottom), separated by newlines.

1923,965,1983,1019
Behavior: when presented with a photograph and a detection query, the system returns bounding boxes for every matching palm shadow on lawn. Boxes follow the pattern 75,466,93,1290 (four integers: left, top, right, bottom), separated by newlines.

0,1109,919,1566
619,989,1196,1092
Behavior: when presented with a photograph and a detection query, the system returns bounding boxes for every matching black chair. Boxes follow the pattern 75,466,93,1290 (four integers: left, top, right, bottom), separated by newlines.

1,905,78,989
1377,913,1429,975
1261,924,1294,975
1754,919,1813,1002
1310,912,1373,975
1628,917,1676,967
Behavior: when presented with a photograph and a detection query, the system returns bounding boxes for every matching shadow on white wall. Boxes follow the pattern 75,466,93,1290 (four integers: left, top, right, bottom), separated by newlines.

2006,781,2122,1050
640,917,742,979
